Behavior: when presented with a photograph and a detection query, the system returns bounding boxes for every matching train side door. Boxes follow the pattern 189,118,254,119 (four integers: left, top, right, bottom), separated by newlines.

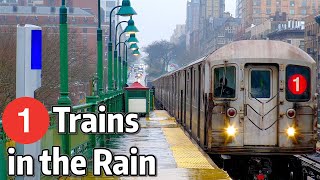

244,65,278,146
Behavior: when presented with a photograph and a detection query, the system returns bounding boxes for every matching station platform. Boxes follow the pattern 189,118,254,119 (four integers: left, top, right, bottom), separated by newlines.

63,110,231,180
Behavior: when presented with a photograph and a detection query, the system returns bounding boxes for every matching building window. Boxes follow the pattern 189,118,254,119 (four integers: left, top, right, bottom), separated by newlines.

217,38,225,44
301,9,307,15
253,0,261,6
266,8,271,15
254,8,261,14
290,9,295,15
266,0,271,6
253,18,261,25
217,31,225,37
290,1,295,7
106,1,116,7
301,0,307,7
299,40,305,49
287,40,292,44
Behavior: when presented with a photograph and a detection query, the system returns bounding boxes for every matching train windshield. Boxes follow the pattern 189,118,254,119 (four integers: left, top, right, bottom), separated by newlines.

213,66,236,98
250,70,271,98
286,65,311,102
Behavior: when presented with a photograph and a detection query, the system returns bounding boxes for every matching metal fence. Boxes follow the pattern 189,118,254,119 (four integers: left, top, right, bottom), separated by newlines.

0,91,125,179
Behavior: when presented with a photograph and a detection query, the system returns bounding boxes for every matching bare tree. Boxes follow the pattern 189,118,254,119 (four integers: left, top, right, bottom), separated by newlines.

0,26,96,113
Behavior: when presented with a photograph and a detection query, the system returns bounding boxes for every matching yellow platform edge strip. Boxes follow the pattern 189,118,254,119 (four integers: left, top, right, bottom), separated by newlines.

162,127,215,169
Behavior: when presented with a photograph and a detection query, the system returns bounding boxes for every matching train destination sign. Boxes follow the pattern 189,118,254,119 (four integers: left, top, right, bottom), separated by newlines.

287,74,307,95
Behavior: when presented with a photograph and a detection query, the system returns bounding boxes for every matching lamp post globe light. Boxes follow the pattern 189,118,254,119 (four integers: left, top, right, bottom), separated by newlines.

132,49,141,56
124,16,139,35
117,0,137,16
128,34,139,44
107,0,137,94
130,43,139,50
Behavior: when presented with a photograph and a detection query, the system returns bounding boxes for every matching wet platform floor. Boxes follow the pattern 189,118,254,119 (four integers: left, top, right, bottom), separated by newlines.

63,110,231,180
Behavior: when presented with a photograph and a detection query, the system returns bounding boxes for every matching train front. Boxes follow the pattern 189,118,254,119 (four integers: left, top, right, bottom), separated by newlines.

208,40,317,155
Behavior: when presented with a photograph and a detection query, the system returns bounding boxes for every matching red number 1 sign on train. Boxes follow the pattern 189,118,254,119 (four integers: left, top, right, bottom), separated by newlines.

288,74,307,95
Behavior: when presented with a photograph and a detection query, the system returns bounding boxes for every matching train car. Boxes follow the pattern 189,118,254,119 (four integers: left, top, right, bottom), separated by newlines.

153,40,317,176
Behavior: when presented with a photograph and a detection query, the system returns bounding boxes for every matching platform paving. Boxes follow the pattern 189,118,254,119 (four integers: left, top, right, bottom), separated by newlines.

63,110,231,180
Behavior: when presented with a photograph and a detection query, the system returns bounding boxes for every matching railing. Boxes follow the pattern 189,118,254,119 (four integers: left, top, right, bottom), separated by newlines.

0,90,125,180
0,89,154,179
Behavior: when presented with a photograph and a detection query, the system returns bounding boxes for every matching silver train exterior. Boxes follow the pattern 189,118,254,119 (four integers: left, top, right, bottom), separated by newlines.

153,40,317,155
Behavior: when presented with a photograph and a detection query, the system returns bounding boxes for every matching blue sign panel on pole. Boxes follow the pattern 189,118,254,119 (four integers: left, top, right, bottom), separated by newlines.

31,30,42,70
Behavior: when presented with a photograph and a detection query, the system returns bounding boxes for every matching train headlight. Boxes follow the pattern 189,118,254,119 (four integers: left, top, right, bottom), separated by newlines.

226,126,236,136
227,108,237,118
286,109,296,119
286,127,296,137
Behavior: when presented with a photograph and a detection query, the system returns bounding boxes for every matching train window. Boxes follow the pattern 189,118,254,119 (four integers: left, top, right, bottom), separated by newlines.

286,65,310,101
250,70,271,98
213,66,236,98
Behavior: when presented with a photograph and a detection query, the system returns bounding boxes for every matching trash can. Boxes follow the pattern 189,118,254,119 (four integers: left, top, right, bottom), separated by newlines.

125,82,150,116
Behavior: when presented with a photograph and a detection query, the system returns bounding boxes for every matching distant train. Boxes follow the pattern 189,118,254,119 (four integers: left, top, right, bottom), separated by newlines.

153,40,317,155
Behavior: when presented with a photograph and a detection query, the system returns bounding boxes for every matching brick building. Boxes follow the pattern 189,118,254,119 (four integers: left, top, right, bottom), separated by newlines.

304,15,319,71
236,0,320,28
202,13,241,53
267,29,305,49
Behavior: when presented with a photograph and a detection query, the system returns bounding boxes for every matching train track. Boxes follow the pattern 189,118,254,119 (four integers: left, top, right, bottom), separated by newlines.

295,152,320,179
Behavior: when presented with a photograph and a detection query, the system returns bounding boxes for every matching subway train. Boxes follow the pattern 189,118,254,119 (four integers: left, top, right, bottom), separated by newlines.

153,40,318,178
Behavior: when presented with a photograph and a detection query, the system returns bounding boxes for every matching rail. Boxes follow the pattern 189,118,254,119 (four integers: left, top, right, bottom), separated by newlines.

295,153,320,179
0,90,126,179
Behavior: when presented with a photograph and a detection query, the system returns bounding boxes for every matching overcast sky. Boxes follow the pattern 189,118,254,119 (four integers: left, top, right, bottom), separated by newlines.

120,0,236,47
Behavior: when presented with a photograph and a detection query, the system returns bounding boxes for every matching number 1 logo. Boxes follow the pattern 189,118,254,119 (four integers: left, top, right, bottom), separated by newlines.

288,74,307,95
18,108,29,133
2,97,49,144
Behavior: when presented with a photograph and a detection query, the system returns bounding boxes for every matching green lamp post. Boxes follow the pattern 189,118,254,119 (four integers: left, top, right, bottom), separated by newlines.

117,0,137,16
129,43,139,50
116,41,127,89
124,16,139,35
107,0,136,94
96,0,104,97
116,31,126,90
114,21,128,91
128,34,139,44
114,18,138,90
132,49,141,56
58,0,71,156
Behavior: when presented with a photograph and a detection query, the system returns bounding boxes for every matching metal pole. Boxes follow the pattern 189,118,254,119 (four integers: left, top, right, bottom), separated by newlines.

114,22,127,91
119,56,122,89
118,32,126,89
58,0,71,156
116,41,127,89
97,0,104,96
107,5,121,93
114,50,118,90
124,43,128,85
115,21,128,46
